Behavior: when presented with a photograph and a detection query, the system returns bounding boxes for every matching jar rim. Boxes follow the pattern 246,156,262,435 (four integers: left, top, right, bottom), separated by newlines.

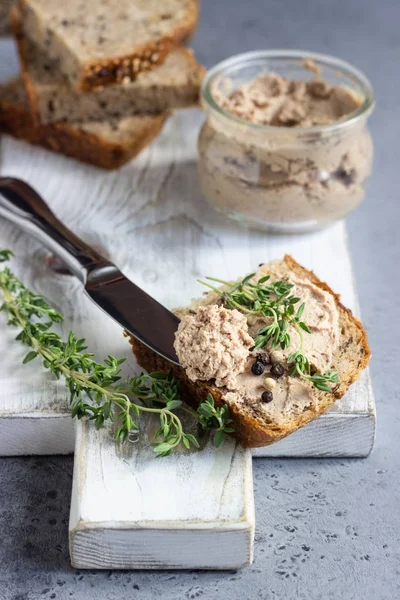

201,50,375,134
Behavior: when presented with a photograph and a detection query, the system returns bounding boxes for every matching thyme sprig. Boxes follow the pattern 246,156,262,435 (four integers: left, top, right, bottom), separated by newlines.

0,251,234,456
199,273,339,392
197,394,236,448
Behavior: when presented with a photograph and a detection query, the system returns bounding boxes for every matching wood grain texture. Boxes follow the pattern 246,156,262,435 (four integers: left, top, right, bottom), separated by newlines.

0,42,375,569
69,419,255,570
0,38,375,459
0,105,375,457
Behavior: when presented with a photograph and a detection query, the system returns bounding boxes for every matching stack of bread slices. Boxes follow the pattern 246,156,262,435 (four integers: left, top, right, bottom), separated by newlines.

0,0,204,169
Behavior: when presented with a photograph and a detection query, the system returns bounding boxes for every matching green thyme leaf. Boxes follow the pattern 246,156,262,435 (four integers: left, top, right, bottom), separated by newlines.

196,394,235,448
213,429,225,448
23,350,38,364
0,250,13,263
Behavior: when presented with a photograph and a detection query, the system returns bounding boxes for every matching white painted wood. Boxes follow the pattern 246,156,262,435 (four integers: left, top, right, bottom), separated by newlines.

0,37,375,460
0,36,375,571
69,420,254,570
0,108,375,457
0,415,74,456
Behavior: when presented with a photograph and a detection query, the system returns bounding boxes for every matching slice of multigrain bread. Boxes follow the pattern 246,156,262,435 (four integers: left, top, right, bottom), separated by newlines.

12,6,204,124
0,78,169,169
18,0,199,91
128,256,371,448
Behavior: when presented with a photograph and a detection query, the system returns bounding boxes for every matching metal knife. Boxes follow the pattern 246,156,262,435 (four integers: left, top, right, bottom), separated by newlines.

0,177,180,365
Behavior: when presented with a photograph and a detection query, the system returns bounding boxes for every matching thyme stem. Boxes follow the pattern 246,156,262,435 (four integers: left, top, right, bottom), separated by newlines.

0,250,235,455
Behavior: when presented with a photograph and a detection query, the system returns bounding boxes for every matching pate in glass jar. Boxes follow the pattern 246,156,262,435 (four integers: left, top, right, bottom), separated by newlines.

197,50,375,233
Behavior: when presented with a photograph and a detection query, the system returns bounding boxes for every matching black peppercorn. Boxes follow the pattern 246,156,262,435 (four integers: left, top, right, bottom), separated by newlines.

261,391,274,403
251,361,265,376
334,167,355,187
257,353,270,365
270,363,285,378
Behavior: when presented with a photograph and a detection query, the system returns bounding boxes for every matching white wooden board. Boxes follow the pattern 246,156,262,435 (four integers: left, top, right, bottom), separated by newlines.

69,420,254,570
0,106,375,458
0,37,375,571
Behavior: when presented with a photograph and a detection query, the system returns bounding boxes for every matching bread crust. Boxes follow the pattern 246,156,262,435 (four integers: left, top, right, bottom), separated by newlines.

19,0,199,91
128,255,371,448
0,78,168,169
11,5,43,126
81,11,199,92
11,6,205,126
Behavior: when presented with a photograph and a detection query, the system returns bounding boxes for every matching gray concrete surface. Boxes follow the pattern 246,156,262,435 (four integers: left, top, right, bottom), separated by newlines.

0,0,399,598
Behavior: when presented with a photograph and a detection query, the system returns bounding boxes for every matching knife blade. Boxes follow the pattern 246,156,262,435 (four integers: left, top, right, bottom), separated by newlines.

85,264,180,364
0,177,180,365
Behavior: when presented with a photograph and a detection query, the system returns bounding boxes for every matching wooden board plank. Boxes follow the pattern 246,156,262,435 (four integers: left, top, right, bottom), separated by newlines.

0,109,375,457
0,39,375,459
0,37,375,572
0,37,375,570
69,420,254,570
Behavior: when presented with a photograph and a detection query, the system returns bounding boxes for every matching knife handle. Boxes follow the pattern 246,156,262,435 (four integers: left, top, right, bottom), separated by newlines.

0,177,108,283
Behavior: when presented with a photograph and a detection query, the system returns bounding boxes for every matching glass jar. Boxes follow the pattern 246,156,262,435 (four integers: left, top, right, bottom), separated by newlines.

197,50,375,233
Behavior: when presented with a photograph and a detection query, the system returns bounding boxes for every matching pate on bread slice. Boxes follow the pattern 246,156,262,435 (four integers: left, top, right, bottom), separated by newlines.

128,256,370,449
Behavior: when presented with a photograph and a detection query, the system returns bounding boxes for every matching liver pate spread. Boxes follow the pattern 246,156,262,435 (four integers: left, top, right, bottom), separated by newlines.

213,72,360,127
174,304,253,389
174,261,340,424
198,69,373,229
